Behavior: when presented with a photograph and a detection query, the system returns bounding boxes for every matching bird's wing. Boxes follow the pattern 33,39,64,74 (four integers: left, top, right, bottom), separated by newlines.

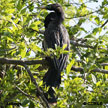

58,25,70,71
44,24,70,72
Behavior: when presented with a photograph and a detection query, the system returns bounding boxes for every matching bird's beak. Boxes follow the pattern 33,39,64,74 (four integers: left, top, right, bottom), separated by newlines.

38,6,46,9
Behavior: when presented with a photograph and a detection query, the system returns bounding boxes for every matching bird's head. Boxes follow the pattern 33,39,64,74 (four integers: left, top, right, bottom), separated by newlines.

40,3,63,12
40,3,65,23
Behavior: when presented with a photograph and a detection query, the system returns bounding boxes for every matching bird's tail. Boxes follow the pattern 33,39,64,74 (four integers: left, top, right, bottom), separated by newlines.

43,67,61,103
43,67,61,87
44,87,57,103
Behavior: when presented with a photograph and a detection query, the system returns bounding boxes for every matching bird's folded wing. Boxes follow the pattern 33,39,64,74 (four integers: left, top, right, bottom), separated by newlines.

44,25,69,72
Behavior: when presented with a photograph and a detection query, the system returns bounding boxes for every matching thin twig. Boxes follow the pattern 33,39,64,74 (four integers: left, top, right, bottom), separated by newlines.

77,60,108,66
92,68,108,73
101,19,108,28
30,28,44,34
71,66,108,74
0,47,16,52
70,40,94,48
16,86,35,98
66,9,101,19
101,63,108,66
71,40,107,50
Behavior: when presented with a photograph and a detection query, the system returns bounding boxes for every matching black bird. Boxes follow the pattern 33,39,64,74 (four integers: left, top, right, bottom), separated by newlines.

41,3,70,103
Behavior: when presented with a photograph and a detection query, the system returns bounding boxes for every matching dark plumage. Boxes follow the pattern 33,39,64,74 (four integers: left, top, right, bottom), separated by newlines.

42,3,70,103
44,12,57,28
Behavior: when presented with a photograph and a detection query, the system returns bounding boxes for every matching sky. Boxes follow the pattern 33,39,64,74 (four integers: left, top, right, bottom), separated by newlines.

81,0,108,38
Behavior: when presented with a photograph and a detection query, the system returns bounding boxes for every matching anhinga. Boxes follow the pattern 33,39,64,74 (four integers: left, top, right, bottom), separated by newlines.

40,3,70,103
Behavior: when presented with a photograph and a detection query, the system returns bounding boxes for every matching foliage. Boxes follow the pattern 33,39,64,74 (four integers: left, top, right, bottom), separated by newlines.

0,0,108,108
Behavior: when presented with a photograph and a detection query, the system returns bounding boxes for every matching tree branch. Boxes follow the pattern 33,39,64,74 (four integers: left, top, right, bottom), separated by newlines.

92,68,108,73
101,19,108,28
71,39,107,51
71,66,108,74
23,65,50,108
0,47,16,52
70,40,94,48
30,28,44,34
101,63,108,66
0,57,108,74
66,8,101,19
16,86,35,98
0,58,46,65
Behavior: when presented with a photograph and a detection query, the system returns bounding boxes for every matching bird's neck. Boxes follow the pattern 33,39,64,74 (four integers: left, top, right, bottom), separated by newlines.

55,10,65,24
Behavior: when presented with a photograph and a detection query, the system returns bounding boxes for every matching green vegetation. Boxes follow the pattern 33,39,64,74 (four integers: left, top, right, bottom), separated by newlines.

0,0,108,107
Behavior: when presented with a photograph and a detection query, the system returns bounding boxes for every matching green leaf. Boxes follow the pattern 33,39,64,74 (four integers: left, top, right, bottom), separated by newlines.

92,27,102,35
85,34,95,39
21,7,26,14
30,43,42,52
19,42,26,58
66,59,75,75
29,101,35,108
16,0,23,11
22,99,30,107
62,44,67,50
30,21,41,31
20,48,26,58
91,74,96,84
7,37,14,42
96,81,102,87
95,17,100,25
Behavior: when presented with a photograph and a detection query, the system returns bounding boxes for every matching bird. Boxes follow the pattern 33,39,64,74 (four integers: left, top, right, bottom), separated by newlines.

40,3,70,103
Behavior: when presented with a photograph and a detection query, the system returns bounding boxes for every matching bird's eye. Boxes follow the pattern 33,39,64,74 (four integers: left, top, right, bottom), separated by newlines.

46,5,51,9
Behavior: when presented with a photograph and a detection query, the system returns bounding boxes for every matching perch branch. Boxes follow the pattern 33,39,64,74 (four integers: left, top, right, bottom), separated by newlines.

0,58,46,65
0,57,108,74
0,58,108,73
